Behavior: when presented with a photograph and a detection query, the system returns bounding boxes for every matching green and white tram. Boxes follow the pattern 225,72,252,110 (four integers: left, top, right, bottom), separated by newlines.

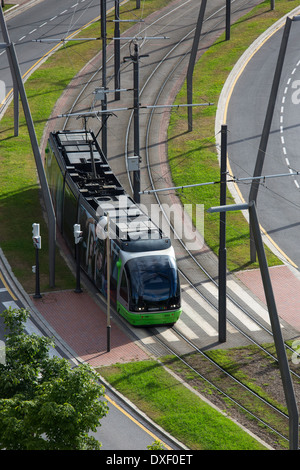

46,130,181,326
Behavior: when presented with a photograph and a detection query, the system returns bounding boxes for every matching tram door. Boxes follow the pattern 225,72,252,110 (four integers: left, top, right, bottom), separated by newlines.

118,266,130,313
109,242,119,304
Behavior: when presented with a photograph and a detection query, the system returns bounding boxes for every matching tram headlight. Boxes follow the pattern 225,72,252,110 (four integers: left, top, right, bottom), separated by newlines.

170,303,180,309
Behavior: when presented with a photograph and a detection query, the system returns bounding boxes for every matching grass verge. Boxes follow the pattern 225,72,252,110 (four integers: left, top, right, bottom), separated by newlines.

100,339,300,450
98,359,268,450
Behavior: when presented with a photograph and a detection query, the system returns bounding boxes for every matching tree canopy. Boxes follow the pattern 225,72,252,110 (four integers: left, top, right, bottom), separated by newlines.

0,307,108,450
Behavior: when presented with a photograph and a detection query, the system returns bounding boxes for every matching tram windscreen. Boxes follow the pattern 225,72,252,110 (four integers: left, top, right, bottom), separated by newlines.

125,255,180,311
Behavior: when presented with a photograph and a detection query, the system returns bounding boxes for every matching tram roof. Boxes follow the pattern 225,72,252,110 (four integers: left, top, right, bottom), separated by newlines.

50,130,168,245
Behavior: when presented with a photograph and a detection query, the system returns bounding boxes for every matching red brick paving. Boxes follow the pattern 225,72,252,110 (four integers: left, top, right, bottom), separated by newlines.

31,264,300,368
31,290,149,367
236,265,300,332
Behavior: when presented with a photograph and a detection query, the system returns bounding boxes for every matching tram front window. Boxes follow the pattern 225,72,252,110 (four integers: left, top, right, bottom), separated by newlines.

125,255,180,311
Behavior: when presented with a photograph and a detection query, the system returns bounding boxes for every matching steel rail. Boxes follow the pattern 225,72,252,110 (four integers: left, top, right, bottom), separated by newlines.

61,0,300,448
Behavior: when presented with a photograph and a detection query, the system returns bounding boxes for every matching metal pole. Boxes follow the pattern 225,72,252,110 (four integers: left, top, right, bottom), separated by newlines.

0,8,56,288
13,74,19,136
101,0,108,157
248,17,292,262
225,0,231,41
106,213,111,352
219,125,227,342
249,200,298,450
208,201,299,450
74,242,82,293
33,248,42,299
133,43,140,203
114,0,121,100
187,0,207,131
0,7,19,136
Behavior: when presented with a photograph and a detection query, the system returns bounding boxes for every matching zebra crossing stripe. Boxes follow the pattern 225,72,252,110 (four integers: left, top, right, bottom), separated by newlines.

181,300,218,337
157,328,180,342
175,318,199,340
202,282,261,332
181,284,236,334
0,272,17,300
227,280,284,328
2,301,18,310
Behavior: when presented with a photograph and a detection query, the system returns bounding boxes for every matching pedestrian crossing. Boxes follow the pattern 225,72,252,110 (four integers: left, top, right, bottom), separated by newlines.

134,279,277,348
202,282,261,332
0,265,283,352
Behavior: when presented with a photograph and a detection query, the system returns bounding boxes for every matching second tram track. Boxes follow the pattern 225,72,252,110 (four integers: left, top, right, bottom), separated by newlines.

60,0,300,449
122,0,300,448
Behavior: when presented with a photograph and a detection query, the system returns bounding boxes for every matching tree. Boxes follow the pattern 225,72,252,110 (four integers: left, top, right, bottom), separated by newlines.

147,440,165,450
0,307,108,450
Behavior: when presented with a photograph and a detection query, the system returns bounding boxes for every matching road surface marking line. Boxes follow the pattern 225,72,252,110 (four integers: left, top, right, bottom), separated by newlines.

202,283,261,332
223,11,300,269
181,300,217,337
0,272,17,301
2,301,19,310
181,284,236,333
104,394,171,450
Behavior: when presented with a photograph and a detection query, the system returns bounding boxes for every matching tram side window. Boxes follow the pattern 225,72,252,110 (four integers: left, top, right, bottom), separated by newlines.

120,270,128,303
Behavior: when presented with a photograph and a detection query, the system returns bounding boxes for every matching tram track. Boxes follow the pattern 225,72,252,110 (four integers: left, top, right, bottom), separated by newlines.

152,327,292,447
121,0,282,346
59,0,300,448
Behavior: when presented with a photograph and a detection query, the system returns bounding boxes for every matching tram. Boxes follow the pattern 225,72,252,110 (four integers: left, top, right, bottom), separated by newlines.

45,129,181,326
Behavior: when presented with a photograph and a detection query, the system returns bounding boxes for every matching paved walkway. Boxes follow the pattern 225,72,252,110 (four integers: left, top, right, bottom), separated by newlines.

30,263,300,369
31,290,149,366
237,265,300,334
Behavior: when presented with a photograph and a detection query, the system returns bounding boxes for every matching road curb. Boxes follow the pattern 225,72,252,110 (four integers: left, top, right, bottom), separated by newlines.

3,0,44,19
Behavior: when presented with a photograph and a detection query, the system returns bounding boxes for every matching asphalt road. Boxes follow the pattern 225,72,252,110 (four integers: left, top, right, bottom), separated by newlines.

0,0,113,97
226,9,300,269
